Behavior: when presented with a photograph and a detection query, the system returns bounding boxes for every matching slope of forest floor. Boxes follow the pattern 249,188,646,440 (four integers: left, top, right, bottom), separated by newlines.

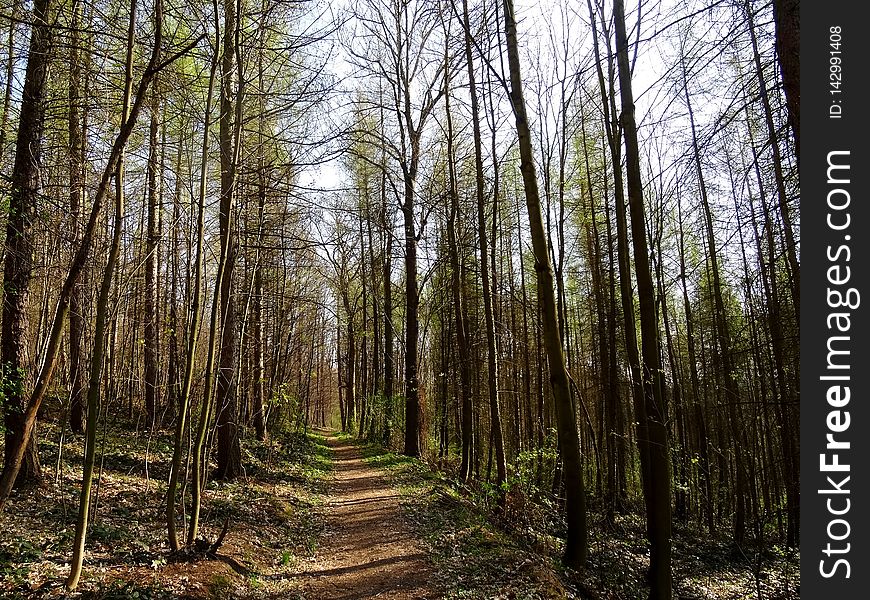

0,419,800,599
0,418,332,599
359,441,800,600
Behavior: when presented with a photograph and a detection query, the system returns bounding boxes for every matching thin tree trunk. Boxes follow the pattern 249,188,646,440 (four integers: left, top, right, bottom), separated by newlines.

443,59,472,482
683,62,746,544
67,0,86,436
463,0,505,490
0,0,19,158
67,0,161,588
144,82,161,429
166,13,218,550
586,0,648,504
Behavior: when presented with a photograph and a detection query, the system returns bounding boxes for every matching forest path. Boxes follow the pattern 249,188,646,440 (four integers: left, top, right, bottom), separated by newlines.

291,433,436,599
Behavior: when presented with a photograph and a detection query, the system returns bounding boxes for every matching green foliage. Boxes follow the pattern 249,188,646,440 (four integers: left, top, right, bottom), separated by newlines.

268,382,297,411
0,363,26,433
89,522,130,544
0,538,41,569
82,581,174,600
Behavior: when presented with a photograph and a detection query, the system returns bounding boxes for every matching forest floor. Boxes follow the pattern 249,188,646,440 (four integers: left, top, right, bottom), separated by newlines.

0,420,333,599
0,420,799,599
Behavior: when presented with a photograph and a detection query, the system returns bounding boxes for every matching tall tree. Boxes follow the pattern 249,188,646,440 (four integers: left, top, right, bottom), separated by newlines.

143,82,162,429
1,0,52,489
462,0,506,491
772,0,799,163
502,0,587,568
614,0,671,596
214,0,243,480
67,0,87,436
442,48,473,482
67,0,163,588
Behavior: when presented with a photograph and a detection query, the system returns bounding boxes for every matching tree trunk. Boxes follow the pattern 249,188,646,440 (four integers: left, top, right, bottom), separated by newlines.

0,0,164,508
67,0,161,588
502,0,586,568
166,15,218,549
443,60,473,482
585,0,649,505
215,0,243,480
381,138,394,447
684,63,745,545
463,0,505,490
402,182,420,457
67,0,87,436
144,84,161,429
772,0,799,163
614,0,672,596
1,0,53,489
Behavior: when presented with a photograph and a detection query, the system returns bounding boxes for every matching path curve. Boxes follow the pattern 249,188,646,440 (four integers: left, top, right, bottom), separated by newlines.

292,434,436,599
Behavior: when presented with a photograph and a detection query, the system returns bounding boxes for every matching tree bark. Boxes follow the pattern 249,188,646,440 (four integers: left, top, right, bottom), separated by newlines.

167,12,218,549
502,0,586,568
614,0,672,596
0,0,167,509
144,83,161,429
67,0,162,589
1,0,53,489
67,0,87,436
463,0,505,490
772,0,799,163
214,0,243,480
443,58,473,482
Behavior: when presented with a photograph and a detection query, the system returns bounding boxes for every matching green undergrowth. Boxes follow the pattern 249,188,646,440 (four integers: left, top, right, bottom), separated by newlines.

358,441,799,600
0,420,332,599
358,442,574,599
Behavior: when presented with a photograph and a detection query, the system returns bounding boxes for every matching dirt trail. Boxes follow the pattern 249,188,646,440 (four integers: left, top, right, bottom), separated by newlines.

291,434,436,599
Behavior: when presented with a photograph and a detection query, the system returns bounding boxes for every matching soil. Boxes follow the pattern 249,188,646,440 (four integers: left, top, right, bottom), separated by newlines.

289,434,437,600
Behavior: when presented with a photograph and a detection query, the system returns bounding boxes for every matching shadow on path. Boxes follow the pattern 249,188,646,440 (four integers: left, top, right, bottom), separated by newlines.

290,434,436,599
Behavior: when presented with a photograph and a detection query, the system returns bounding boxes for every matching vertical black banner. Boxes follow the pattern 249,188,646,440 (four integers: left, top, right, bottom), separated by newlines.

801,1,869,596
